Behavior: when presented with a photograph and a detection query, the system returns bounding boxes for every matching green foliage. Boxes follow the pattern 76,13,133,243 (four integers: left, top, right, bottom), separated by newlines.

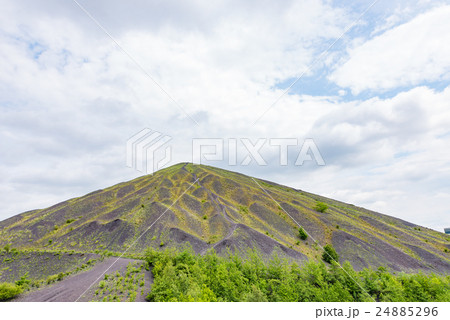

298,227,308,240
15,273,30,289
239,205,249,215
0,283,22,301
322,244,339,264
144,248,450,302
3,244,11,253
66,219,75,224
313,201,328,213
93,262,146,302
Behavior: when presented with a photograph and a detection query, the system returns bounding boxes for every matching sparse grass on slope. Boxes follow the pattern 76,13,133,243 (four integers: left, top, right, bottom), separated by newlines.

0,163,449,274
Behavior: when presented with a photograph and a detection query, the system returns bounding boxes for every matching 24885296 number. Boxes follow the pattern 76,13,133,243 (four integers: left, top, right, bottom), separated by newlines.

376,307,438,317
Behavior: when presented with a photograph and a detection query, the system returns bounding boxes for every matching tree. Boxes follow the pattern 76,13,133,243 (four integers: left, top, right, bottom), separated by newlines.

322,244,339,264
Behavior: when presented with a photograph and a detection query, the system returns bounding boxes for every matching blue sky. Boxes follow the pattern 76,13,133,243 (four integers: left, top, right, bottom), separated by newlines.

1,0,450,231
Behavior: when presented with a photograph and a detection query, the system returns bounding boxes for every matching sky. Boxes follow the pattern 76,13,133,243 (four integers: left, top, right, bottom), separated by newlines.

0,0,449,231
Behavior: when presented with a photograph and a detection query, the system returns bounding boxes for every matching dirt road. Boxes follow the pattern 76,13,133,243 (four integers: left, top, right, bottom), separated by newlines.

14,257,152,302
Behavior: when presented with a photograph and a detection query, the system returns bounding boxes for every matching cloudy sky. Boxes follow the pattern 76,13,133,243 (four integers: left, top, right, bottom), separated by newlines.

1,0,449,231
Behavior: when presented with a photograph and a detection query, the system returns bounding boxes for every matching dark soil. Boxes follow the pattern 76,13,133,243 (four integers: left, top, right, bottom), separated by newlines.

14,257,152,302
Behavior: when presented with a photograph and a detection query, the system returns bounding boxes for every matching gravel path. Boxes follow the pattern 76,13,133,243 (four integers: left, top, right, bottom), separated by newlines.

14,257,152,302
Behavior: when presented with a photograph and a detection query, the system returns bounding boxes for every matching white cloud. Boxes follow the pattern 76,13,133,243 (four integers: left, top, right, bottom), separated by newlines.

330,5,450,94
0,0,348,216
0,1,449,233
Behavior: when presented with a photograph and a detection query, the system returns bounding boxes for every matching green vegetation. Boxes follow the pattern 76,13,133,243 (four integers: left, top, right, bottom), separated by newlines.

145,248,450,302
313,201,328,213
0,271,30,301
15,273,30,288
92,262,145,302
322,244,339,264
0,282,22,301
238,205,249,215
298,227,308,240
1,162,449,289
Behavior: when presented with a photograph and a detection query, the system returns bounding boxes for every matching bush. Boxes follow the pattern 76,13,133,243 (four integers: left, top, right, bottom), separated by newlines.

3,244,11,253
239,205,249,215
15,273,30,288
0,283,22,301
144,247,450,302
322,244,339,264
46,275,59,284
298,227,308,240
313,201,328,213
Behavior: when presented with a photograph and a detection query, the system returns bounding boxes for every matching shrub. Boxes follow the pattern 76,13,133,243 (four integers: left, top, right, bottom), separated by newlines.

239,205,249,215
144,247,450,302
313,201,328,213
15,273,30,288
0,283,22,301
3,244,11,253
46,275,59,284
322,244,339,264
298,227,308,240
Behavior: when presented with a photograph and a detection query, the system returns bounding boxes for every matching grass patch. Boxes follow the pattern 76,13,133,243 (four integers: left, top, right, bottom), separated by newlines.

92,262,145,302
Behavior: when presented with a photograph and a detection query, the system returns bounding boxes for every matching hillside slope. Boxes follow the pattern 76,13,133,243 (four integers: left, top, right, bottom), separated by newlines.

1,163,449,273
